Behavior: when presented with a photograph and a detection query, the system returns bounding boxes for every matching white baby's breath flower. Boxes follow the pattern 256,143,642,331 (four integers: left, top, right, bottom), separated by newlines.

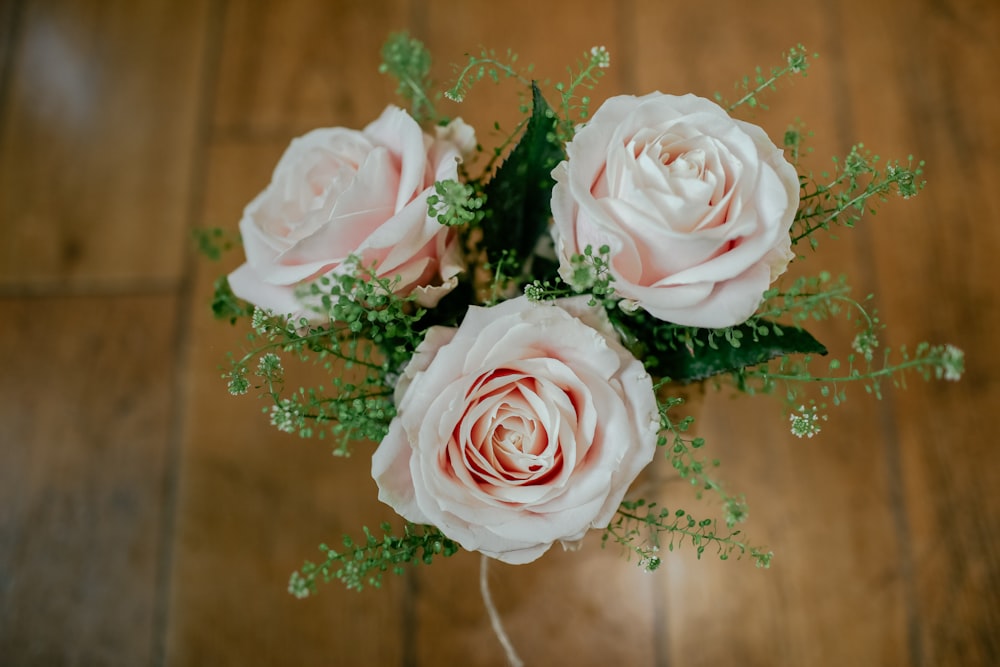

590,46,610,68
789,405,826,439
939,344,965,381
270,400,298,434
852,330,878,362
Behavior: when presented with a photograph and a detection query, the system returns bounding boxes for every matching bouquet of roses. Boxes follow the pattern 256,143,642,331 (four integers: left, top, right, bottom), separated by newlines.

203,34,963,596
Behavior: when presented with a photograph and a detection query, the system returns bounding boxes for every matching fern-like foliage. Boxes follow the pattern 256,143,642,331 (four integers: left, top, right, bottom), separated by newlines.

289,523,461,594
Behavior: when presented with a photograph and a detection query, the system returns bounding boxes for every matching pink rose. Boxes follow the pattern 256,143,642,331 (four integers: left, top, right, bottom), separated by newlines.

228,107,472,319
372,296,659,564
551,92,799,328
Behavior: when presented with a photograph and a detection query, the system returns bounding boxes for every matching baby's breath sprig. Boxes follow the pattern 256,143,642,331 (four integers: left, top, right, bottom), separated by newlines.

289,522,461,595
783,119,814,166
444,47,532,104
192,226,240,262
742,341,964,410
793,145,925,249
379,32,438,124
730,273,961,409
561,244,617,305
427,179,486,227
522,278,568,303
656,387,748,528
523,245,616,308
221,307,396,453
788,401,827,439
219,259,431,455
603,499,772,571
210,276,254,325
755,272,881,345
717,44,814,112
554,45,611,138
305,260,429,371
487,247,527,305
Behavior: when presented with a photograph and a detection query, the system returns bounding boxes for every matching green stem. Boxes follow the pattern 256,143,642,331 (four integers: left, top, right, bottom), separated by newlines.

727,72,783,111
614,511,747,550
448,58,530,102
766,355,937,384
792,177,901,244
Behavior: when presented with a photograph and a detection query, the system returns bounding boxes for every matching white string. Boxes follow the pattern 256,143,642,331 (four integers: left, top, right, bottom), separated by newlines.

480,554,524,667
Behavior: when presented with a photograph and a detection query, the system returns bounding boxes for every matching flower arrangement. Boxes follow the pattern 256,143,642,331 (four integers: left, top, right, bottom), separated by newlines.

203,34,963,599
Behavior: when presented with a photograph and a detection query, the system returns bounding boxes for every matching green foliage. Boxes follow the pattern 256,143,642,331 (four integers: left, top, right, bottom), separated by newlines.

605,392,771,571
210,277,254,325
220,259,429,455
524,244,615,306
192,226,240,261
524,246,829,383
427,179,486,226
443,42,608,139
744,341,964,408
783,119,814,165
289,523,461,594
756,272,861,326
479,84,564,277
730,271,963,409
655,389,749,528
444,46,532,104
603,499,772,570
617,313,828,384
716,44,815,111
379,32,437,124
793,145,925,249
553,45,611,138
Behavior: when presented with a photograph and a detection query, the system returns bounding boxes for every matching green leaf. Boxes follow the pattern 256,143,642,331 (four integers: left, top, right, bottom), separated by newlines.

669,321,826,382
480,83,564,270
619,314,828,383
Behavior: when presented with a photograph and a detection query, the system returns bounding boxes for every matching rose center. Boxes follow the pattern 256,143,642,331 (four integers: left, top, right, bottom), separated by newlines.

485,411,554,478
662,147,706,179
495,426,524,450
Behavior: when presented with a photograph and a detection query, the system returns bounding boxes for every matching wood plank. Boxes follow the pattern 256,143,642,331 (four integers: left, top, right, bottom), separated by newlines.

0,0,22,111
411,537,658,666
834,0,1000,663
0,295,176,665
166,137,407,666
170,3,426,663
167,3,417,662
631,2,914,665
212,0,408,137
0,0,209,288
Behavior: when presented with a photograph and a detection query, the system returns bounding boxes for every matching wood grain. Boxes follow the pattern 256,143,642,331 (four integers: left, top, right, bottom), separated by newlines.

837,1,1000,663
0,0,209,289
165,137,408,667
0,296,176,665
212,0,408,138
1,0,998,665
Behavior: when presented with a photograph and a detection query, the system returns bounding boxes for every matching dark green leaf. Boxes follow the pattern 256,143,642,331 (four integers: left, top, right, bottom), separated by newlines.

615,313,827,383
480,83,564,269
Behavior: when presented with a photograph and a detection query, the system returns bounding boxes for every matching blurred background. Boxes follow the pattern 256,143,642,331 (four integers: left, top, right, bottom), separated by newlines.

1,0,998,665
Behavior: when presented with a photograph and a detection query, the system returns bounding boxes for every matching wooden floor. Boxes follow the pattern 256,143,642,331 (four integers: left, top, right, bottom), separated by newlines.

2,0,999,665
